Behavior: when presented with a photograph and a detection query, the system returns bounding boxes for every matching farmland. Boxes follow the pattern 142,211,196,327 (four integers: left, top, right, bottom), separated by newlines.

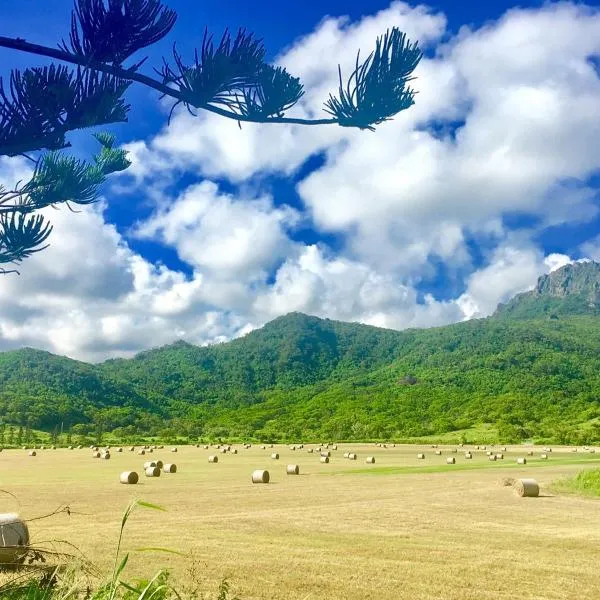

2,443,600,600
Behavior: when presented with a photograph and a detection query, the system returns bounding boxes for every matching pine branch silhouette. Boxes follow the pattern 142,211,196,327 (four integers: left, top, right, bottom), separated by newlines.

0,0,423,273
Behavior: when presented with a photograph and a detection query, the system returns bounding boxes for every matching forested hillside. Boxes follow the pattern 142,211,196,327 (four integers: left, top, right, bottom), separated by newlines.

0,263,599,445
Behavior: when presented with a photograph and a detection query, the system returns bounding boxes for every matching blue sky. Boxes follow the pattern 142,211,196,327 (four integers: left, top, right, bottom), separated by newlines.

0,0,600,361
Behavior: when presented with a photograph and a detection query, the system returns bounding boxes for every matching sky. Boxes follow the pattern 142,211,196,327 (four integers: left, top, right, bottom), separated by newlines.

1,0,600,362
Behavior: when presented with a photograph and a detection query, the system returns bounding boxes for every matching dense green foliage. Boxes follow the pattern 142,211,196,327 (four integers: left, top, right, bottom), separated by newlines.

552,468,600,497
1,307,600,445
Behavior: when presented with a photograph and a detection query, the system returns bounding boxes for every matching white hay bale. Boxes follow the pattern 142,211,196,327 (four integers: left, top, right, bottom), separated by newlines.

92,451,101,458
156,460,164,469
320,456,330,463
0,513,29,565
260,445,266,450
348,453,357,460
220,448,227,454
120,471,139,484
271,453,280,460
232,448,238,454
431,444,438,448
486,451,493,456
343,452,349,458
496,453,504,459
501,447,507,452
101,452,111,460
540,453,548,459
269,444,274,448
435,450,442,455
208,455,218,463
171,448,178,453
28,451,36,457
417,453,425,459
286,464,299,475
446,457,456,464
129,446,135,452
289,445,296,451
451,448,457,453
332,445,337,450
143,461,157,469
117,447,123,453
307,449,314,453
488,455,497,461
68,445,73,450
163,464,177,473
320,451,331,458
252,469,270,483
543,447,552,453
527,450,534,456
148,448,153,453
203,445,209,449
514,478,539,497
145,466,160,477
366,456,375,464
464,452,472,459
138,449,146,455
481,446,487,450
517,457,527,465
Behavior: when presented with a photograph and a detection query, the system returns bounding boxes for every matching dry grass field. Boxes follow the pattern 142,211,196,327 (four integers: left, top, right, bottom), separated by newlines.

2,443,600,600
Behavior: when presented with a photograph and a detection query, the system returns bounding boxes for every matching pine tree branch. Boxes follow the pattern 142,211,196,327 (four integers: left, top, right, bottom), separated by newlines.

0,36,337,127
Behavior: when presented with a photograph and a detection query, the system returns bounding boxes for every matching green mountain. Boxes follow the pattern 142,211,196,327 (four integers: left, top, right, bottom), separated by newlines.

495,260,600,319
0,262,599,444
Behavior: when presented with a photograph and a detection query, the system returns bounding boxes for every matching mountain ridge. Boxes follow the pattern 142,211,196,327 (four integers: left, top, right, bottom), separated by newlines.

0,261,599,444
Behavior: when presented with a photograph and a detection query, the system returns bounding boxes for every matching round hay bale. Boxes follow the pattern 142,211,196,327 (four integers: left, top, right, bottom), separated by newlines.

145,466,160,477
156,460,164,469
138,449,146,455
286,464,300,475
92,451,100,458
501,477,516,487
417,453,425,459
543,447,552,453
163,464,177,473
148,448,153,453
320,451,331,458
203,445,209,449
517,457,527,465
451,448,457,453
348,453,357,460
28,451,36,457
343,452,349,458
307,449,314,453
220,448,227,454
269,444,274,448
527,450,534,456
540,453,548,459
496,453,504,459
435,450,442,455
289,445,296,451
208,455,218,463
171,448,178,453
0,513,29,565
514,478,539,497
101,452,110,460
271,453,279,460
501,447,507,452
481,446,487,450
366,456,375,464
120,471,139,485
320,456,330,463
446,457,456,464
251,469,270,484
431,444,438,448
68,445,73,450
332,445,337,450
232,449,238,454
464,452,472,459
129,446,135,452
144,461,157,469
488,455,497,461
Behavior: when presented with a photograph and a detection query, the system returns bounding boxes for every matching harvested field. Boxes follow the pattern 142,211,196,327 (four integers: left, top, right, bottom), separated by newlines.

1,443,600,600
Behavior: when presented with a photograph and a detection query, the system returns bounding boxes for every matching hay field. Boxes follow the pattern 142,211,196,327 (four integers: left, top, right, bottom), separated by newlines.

2,443,600,600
